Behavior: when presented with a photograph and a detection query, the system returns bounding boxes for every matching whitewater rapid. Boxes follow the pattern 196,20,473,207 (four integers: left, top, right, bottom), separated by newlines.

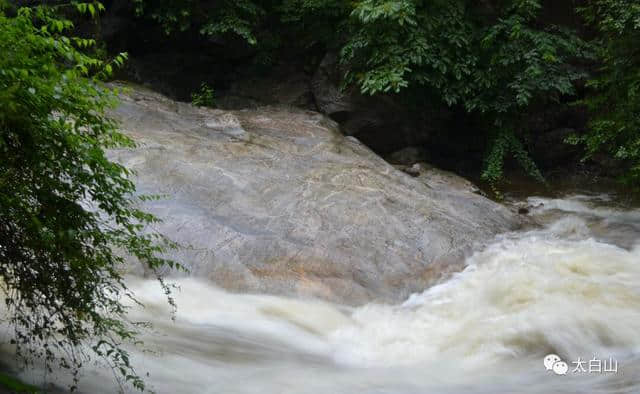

6,194,640,393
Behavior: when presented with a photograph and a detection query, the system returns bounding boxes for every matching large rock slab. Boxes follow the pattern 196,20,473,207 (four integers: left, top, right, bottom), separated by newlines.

110,86,519,305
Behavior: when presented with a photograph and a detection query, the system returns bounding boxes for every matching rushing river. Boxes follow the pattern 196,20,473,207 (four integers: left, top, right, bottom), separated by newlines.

5,193,640,393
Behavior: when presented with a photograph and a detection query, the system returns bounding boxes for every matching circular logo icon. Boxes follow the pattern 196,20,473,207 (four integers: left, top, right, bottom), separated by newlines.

544,354,562,371
552,361,569,375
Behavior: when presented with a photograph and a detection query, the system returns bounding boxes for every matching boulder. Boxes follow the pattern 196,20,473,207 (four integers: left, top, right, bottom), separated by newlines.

110,85,519,305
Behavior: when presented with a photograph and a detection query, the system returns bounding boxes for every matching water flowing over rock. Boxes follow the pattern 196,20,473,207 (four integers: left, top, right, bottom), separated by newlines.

109,85,519,304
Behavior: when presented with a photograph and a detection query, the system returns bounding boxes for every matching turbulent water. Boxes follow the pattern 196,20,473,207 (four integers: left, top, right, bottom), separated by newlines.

6,194,640,393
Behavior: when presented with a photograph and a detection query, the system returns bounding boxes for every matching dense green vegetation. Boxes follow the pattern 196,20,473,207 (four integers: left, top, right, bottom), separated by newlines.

132,0,639,187
574,0,640,186
191,82,216,107
0,2,178,391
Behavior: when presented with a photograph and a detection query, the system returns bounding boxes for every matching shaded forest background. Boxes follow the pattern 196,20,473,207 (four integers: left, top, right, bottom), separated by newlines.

11,0,640,188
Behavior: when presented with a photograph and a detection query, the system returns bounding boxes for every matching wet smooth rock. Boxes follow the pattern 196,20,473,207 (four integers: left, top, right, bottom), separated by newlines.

109,85,519,304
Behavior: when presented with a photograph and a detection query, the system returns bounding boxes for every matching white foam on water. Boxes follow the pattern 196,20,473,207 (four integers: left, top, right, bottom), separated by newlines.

4,194,640,393
528,195,640,226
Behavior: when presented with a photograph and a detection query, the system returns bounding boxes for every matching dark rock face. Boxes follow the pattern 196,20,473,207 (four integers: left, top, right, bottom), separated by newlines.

530,128,581,167
311,54,432,155
110,85,520,305
216,66,315,110
386,146,431,166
